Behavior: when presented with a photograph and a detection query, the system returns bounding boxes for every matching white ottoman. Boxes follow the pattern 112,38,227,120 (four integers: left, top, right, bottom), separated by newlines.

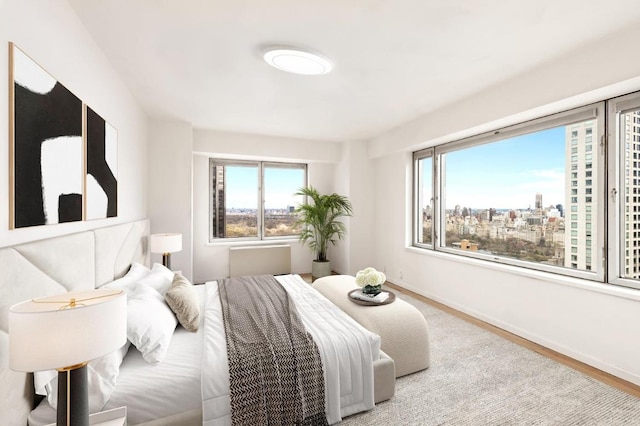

313,275,430,377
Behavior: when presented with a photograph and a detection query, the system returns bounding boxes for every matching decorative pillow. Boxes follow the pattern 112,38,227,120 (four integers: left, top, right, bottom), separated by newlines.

127,283,177,364
34,342,130,411
165,274,200,332
137,263,175,296
102,262,151,296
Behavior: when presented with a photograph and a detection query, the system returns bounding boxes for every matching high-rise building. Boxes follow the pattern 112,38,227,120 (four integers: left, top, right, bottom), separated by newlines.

535,192,542,210
564,113,640,276
564,121,596,271
621,111,640,279
212,165,226,237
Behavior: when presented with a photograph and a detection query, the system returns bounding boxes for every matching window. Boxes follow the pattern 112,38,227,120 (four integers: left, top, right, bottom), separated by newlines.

609,93,640,287
412,94,640,289
209,159,307,241
414,150,434,246
413,103,604,281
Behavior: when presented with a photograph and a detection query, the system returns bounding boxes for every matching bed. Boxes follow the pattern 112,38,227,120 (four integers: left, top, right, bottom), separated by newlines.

0,219,394,425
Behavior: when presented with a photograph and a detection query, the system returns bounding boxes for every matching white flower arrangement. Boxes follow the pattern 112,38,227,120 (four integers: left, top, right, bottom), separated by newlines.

355,267,386,287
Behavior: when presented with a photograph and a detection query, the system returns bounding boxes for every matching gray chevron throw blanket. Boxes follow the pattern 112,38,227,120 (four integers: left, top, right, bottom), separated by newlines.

219,275,328,426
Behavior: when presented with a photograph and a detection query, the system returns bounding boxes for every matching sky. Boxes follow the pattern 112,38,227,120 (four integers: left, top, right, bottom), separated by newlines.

225,166,304,209
430,126,567,210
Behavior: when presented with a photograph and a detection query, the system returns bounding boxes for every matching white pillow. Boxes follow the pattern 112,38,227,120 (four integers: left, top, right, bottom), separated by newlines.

137,263,175,296
34,342,130,412
127,283,177,364
102,262,151,296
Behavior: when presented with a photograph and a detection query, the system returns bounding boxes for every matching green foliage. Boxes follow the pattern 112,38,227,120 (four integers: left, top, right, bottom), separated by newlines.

294,186,353,262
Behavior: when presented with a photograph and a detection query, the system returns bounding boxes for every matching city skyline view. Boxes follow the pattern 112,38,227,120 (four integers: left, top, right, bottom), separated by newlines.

417,116,603,275
442,126,566,210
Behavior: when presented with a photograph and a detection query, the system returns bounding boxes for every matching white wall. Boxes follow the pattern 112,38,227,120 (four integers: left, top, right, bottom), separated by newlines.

0,0,148,248
331,141,376,275
191,129,340,283
371,23,640,157
372,23,640,385
148,121,193,278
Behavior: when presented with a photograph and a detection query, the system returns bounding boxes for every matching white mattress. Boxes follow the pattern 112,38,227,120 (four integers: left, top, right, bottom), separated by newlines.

28,285,206,426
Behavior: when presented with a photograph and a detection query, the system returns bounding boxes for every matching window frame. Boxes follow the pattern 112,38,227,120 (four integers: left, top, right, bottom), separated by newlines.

413,148,435,248
209,158,307,242
413,102,606,282
607,92,640,289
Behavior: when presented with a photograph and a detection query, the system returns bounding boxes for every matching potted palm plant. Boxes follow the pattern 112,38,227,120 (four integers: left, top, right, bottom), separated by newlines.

295,186,353,280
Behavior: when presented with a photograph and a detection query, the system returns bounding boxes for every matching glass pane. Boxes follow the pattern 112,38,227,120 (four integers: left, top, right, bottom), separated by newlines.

264,166,305,237
621,109,640,280
441,119,598,273
418,156,433,245
211,163,258,238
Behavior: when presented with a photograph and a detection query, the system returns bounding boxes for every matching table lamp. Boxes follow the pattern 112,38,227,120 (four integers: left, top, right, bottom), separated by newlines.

150,233,182,270
9,289,126,426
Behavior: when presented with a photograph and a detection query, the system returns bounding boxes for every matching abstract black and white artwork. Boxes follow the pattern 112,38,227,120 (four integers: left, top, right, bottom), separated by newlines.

86,106,118,220
10,43,83,228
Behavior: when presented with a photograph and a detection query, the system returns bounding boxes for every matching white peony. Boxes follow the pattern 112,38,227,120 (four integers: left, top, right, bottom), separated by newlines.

355,267,386,287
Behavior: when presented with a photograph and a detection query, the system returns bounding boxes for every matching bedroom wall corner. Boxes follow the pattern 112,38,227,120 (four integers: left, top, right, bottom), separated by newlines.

0,0,149,249
331,140,376,276
148,120,193,280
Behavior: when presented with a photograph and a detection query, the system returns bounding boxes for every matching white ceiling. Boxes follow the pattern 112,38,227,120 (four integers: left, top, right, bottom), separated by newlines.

68,0,640,142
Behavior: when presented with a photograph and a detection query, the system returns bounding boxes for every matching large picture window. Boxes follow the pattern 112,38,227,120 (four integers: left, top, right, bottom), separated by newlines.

414,103,606,282
210,160,307,241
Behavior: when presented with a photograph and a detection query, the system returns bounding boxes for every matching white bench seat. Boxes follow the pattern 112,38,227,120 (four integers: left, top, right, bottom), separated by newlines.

313,275,430,377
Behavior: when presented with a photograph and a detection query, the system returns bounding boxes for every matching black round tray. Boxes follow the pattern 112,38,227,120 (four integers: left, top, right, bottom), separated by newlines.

347,289,396,306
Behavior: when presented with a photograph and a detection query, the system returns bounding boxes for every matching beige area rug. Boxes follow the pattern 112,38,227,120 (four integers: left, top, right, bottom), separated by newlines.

341,288,640,425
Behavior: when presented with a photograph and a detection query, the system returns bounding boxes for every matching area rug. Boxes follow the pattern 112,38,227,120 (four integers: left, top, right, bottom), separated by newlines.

341,288,640,425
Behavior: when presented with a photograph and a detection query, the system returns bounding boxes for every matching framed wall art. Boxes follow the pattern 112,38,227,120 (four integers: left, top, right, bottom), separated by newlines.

9,42,83,229
85,106,118,220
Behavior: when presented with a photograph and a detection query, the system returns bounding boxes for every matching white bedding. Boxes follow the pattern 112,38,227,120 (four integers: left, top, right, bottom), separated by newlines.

29,275,381,426
202,275,381,425
29,285,207,426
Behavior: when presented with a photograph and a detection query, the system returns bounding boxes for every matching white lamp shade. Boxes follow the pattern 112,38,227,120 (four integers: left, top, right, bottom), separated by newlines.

150,233,182,254
9,289,126,372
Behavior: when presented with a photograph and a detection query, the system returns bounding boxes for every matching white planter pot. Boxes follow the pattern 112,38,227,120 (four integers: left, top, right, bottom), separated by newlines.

312,260,332,281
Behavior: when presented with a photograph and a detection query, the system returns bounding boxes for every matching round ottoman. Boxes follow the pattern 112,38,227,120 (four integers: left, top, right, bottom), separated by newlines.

312,275,430,377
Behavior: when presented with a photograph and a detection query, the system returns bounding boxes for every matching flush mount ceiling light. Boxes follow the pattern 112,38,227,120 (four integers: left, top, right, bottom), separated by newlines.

263,47,332,75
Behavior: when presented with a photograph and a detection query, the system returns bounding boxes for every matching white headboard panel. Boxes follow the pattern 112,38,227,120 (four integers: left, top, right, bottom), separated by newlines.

0,219,150,425
93,219,150,287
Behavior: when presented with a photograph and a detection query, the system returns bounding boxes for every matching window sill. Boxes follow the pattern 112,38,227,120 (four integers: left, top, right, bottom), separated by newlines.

404,246,640,302
206,238,299,247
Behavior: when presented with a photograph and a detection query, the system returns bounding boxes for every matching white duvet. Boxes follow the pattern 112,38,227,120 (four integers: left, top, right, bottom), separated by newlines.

202,274,381,425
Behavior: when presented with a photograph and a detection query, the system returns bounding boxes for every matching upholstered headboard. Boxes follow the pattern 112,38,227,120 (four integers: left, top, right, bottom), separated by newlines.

0,219,150,425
